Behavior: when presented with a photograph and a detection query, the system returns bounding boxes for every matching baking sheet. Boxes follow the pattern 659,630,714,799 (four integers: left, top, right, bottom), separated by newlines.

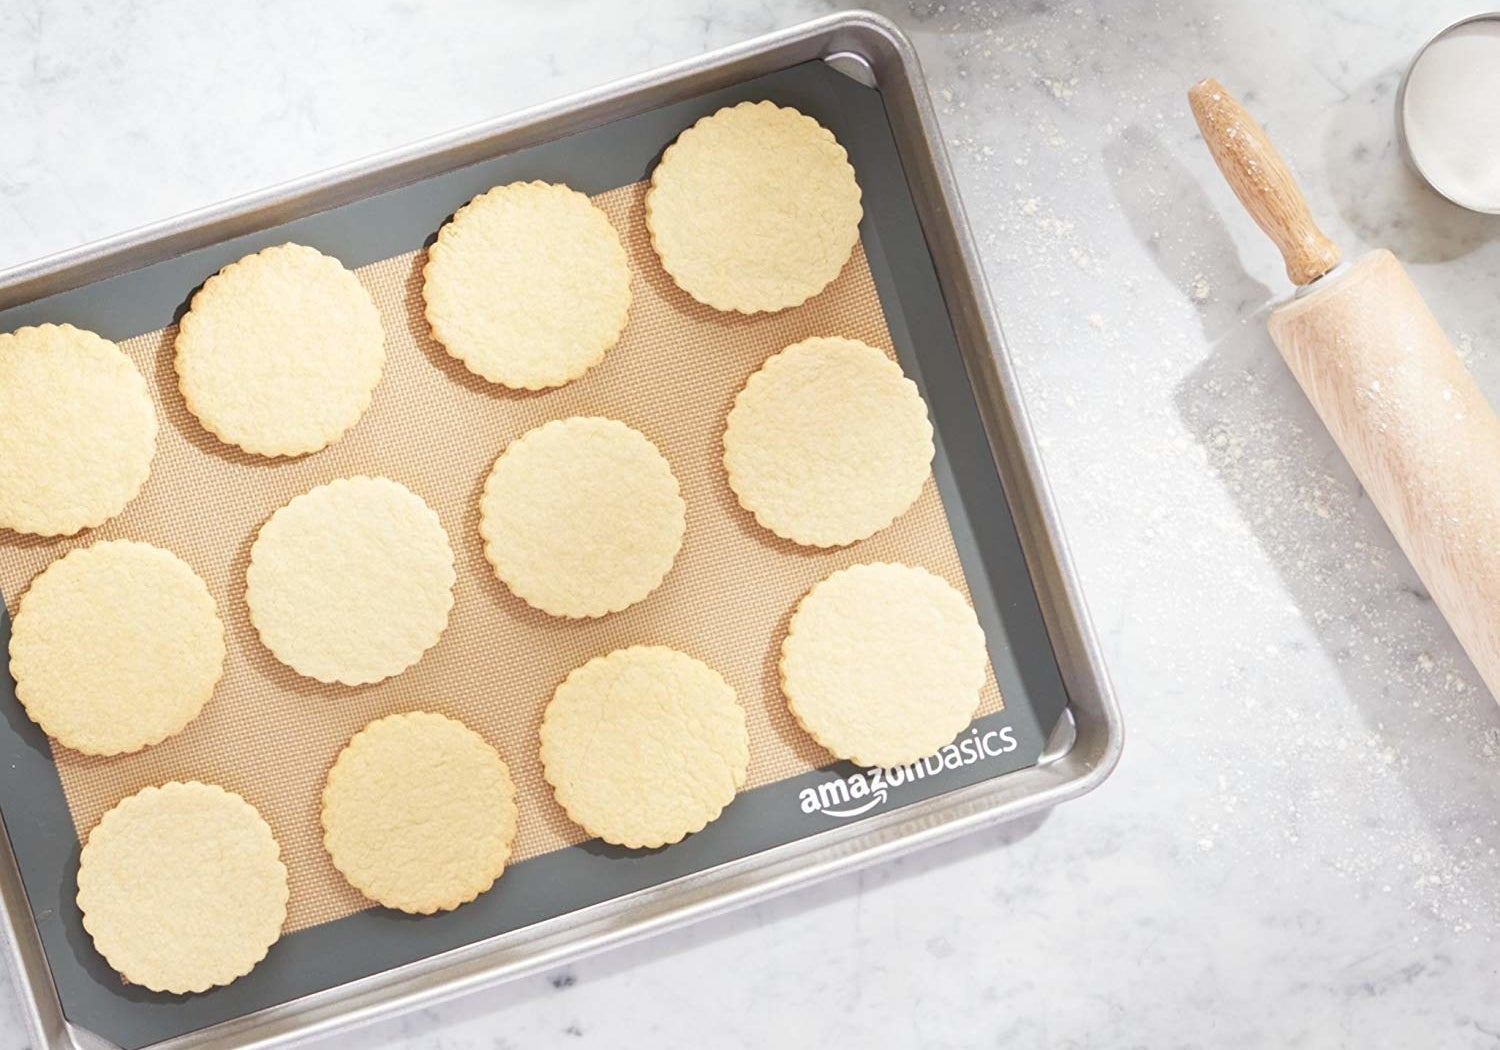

0,58,1070,1049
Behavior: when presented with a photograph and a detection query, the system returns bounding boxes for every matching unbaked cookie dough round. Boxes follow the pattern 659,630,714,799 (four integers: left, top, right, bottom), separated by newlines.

541,646,748,849
724,337,933,547
77,782,288,995
479,417,685,618
0,323,156,536
245,476,455,686
423,181,631,390
174,242,385,456
645,100,863,313
321,711,518,914
780,563,987,767
9,541,225,756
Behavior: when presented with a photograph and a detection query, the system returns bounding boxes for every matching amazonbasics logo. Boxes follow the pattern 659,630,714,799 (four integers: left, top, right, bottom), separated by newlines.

798,725,1019,818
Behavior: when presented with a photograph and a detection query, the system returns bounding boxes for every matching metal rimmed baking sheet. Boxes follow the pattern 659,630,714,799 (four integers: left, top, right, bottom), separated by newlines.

0,13,1122,1050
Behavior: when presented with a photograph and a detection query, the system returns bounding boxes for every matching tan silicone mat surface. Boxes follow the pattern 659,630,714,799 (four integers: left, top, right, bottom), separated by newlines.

0,181,1002,934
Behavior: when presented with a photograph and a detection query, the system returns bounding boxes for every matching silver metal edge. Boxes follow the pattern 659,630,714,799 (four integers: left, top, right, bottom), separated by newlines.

0,811,67,1049
1394,10,1500,215
0,11,1124,1048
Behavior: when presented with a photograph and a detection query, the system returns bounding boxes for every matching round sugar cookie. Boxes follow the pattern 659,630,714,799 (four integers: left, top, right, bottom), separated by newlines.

724,337,934,547
479,417,685,618
423,182,631,390
541,646,748,849
645,100,863,313
780,563,987,767
0,323,156,536
77,782,288,994
321,712,518,914
9,541,225,756
174,243,385,456
246,476,455,686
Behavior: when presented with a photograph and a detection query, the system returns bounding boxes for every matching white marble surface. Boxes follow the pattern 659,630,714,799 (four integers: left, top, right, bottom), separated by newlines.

5,0,1500,1046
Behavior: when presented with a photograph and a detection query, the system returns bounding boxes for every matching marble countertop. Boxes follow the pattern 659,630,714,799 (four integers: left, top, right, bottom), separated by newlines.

5,0,1500,1046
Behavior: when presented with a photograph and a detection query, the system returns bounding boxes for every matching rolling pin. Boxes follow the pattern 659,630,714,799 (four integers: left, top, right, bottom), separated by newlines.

1189,77,1500,702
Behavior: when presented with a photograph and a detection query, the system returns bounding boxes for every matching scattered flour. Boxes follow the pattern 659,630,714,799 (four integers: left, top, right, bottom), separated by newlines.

917,0,1500,938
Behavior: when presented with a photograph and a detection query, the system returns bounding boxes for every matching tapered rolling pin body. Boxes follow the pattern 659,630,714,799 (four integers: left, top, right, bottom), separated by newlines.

1271,251,1500,697
1190,78,1500,700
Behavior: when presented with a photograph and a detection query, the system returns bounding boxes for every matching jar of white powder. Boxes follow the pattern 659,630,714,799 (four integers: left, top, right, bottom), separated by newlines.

1397,13,1500,214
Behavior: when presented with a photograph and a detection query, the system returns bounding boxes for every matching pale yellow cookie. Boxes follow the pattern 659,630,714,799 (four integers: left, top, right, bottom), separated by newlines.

77,782,288,994
780,563,988,767
175,243,385,456
9,541,224,756
423,182,631,389
246,476,455,685
645,101,863,313
479,417,685,618
541,646,748,849
0,323,156,536
724,337,934,547
321,711,518,914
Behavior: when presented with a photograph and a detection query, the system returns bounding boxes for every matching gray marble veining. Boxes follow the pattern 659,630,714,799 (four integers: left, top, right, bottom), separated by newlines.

3,1,1499,1046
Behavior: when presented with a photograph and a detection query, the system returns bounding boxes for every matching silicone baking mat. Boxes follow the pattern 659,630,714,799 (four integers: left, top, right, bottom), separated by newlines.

0,60,1068,1049
0,183,1003,933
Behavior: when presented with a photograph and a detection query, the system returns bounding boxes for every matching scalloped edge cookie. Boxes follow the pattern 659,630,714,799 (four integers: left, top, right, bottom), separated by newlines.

478,417,685,618
723,336,933,547
0,323,157,536
245,476,455,685
423,181,631,390
174,243,385,457
780,563,987,767
541,646,748,849
645,101,862,313
9,540,225,756
77,782,288,994
321,711,519,914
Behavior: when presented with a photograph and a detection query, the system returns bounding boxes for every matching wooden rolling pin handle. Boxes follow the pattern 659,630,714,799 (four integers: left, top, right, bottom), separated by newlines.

1188,77,1342,287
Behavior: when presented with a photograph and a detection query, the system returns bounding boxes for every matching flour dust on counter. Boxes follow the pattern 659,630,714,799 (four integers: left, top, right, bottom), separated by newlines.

912,0,1500,942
